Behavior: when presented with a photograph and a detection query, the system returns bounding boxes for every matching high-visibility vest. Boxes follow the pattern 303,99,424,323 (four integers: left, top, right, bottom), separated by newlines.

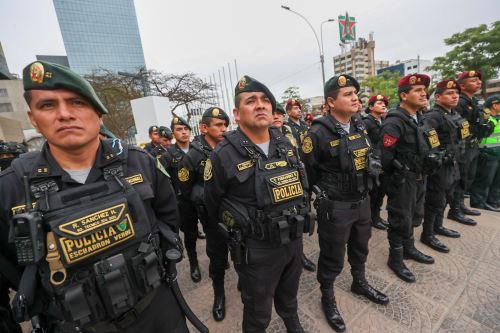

481,115,500,148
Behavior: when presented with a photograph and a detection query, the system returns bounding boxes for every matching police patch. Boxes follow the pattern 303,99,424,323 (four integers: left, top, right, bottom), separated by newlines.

268,171,304,203
237,160,254,171
204,158,213,181
460,121,471,139
222,210,235,227
125,174,143,185
330,139,340,147
383,134,398,147
264,160,288,170
178,167,190,182
426,129,440,149
302,137,313,154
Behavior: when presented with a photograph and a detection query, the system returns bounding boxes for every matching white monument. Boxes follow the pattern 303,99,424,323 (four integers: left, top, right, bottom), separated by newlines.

131,96,173,145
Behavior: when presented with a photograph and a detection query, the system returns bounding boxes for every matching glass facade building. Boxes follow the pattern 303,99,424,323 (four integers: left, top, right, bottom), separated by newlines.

53,0,146,75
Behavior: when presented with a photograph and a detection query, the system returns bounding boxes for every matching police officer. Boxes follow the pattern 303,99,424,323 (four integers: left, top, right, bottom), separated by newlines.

98,124,116,140
380,73,441,283
363,95,389,230
205,75,312,333
470,94,500,211
150,126,173,157
421,80,464,254
286,98,308,145
272,103,317,273
160,116,203,282
143,125,160,155
448,70,494,223
0,141,27,172
0,61,188,332
177,106,230,321
302,74,389,332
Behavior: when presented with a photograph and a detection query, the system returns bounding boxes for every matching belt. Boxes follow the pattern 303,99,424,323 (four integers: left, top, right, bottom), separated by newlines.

327,196,367,209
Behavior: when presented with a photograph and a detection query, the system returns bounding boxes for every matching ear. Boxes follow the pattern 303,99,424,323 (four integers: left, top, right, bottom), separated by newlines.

27,111,40,133
326,96,335,109
233,108,240,123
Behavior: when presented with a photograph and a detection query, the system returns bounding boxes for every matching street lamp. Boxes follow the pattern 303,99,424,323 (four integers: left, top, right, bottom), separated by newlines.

281,5,334,88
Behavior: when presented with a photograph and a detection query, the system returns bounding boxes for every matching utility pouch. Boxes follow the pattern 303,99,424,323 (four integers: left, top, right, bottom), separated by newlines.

130,242,162,295
63,281,102,326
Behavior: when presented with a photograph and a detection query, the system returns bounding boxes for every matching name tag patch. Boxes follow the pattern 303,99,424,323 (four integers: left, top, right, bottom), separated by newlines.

125,174,143,185
330,139,340,147
268,171,303,203
265,160,287,170
237,160,254,171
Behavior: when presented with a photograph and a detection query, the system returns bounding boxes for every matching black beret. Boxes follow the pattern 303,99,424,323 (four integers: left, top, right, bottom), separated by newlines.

274,103,286,115
171,116,192,130
202,107,230,124
235,75,277,111
158,126,173,139
485,94,500,109
324,74,360,96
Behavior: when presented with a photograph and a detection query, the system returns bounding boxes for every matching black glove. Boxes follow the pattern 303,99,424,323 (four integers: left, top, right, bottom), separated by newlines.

423,151,444,175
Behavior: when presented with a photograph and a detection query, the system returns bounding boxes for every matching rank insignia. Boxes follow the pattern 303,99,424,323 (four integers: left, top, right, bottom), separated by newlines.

30,62,45,84
469,70,476,77
238,77,246,90
212,108,220,117
409,76,417,85
377,95,383,100
173,117,179,124
446,81,455,89
383,134,398,147
338,75,347,87
302,137,313,154
204,158,213,181
177,167,190,182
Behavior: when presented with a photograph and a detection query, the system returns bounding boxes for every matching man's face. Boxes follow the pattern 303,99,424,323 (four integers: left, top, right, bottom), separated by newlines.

172,125,191,144
401,85,428,110
204,118,227,143
158,137,171,148
149,130,160,144
491,102,500,115
460,77,482,94
327,87,359,116
233,91,272,130
436,89,460,109
27,89,100,151
287,105,302,121
272,112,284,128
369,101,388,115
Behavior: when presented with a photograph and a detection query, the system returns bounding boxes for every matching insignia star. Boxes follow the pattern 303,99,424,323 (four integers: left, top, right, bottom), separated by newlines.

339,12,356,40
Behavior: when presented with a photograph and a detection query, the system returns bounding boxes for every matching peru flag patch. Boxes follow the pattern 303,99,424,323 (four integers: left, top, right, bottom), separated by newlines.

383,134,398,147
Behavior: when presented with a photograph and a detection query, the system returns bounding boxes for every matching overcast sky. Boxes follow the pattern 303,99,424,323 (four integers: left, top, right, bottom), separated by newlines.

1,0,499,101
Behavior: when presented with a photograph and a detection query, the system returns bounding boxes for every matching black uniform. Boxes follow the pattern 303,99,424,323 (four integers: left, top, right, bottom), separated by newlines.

205,127,311,332
177,136,228,287
422,105,467,249
160,142,201,277
0,139,187,333
286,119,308,147
363,114,387,227
143,141,158,155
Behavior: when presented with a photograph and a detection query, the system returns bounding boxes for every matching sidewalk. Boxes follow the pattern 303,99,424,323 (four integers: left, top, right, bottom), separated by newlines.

179,204,500,333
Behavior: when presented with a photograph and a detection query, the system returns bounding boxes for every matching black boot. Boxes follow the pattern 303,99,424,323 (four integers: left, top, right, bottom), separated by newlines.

403,237,434,264
212,283,225,321
188,254,201,283
351,275,389,305
321,287,346,332
301,253,316,272
434,214,460,238
447,208,477,226
421,216,449,253
387,247,416,283
372,215,388,230
460,200,481,216
283,315,305,333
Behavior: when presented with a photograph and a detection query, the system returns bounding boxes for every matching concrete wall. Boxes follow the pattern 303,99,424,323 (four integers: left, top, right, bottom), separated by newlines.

131,96,173,144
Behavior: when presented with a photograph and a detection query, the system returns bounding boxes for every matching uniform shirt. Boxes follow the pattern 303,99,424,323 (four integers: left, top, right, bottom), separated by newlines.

363,114,383,147
455,93,484,140
150,144,168,158
301,113,369,201
144,141,158,155
287,118,308,146
159,142,192,196
424,104,464,154
0,139,179,285
204,127,299,228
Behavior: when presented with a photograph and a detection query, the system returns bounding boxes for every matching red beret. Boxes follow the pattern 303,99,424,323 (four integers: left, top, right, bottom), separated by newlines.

457,70,482,81
434,79,460,93
398,73,430,89
368,95,389,106
285,98,302,111
305,113,314,122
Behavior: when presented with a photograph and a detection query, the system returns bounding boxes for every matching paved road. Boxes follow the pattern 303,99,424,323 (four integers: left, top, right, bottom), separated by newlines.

179,202,500,333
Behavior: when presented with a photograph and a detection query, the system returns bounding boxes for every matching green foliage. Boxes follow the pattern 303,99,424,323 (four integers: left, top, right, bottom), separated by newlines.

281,86,311,113
427,21,500,83
361,71,402,107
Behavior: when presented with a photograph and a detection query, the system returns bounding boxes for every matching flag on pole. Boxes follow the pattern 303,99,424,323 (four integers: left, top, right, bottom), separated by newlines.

338,12,356,42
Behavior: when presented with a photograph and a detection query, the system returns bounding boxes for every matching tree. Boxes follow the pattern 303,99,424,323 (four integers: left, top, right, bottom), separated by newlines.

362,71,402,107
427,21,500,93
281,86,311,113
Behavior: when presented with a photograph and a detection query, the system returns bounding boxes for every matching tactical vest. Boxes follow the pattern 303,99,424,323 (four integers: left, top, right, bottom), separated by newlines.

223,129,309,243
189,140,212,205
10,141,164,329
442,110,470,157
314,115,373,196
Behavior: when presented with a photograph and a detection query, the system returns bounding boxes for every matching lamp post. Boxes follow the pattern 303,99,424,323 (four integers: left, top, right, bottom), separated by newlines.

281,5,334,88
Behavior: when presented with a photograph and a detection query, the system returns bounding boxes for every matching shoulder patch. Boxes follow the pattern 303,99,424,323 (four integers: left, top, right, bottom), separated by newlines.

383,134,398,148
204,158,213,181
330,139,340,147
237,160,254,171
178,167,190,182
302,136,313,154
125,174,143,185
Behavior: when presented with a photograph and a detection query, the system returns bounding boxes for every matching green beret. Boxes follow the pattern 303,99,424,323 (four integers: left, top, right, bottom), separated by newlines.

158,126,173,139
324,74,360,97
23,61,108,114
234,75,277,111
202,107,230,124
171,116,191,130
99,125,116,139
274,103,286,115
484,94,500,109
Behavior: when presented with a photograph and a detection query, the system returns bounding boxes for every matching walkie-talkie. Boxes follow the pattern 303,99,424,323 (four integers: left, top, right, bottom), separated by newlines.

9,175,46,265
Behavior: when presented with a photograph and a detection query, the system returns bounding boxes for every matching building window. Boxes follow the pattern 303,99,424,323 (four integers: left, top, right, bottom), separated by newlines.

0,88,8,97
0,102,14,113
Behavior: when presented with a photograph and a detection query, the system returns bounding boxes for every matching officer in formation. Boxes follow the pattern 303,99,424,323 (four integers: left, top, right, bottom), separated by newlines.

0,141,27,172
421,79,464,254
205,76,312,332
286,98,309,146
302,74,389,332
271,102,317,272
379,74,441,283
363,95,389,230
177,106,231,321
448,70,494,224
160,116,204,282
150,126,173,157
470,94,500,211
0,61,188,332
143,125,161,155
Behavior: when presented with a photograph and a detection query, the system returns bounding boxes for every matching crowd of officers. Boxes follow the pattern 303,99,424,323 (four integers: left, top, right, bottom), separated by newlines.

0,60,499,333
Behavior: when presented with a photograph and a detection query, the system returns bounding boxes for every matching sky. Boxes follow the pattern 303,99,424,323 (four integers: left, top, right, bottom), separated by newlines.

1,0,499,103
